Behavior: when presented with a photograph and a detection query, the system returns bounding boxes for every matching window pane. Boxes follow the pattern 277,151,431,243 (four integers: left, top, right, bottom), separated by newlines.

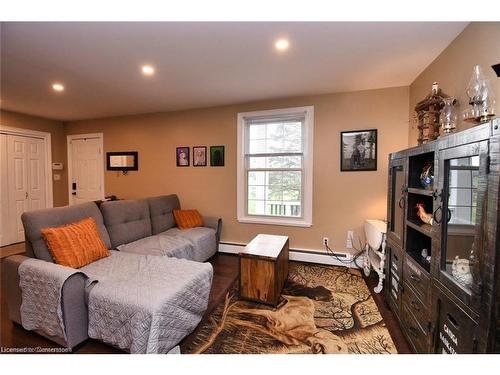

283,189,300,201
266,123,284,139
267,171,283,185
249,139,266,154
249,155,301,169
266,185,283,201
248,200,265,215
247,171,302,217
248,185,265,200
249,124,266,139
248,171,265,185
248,120,303,154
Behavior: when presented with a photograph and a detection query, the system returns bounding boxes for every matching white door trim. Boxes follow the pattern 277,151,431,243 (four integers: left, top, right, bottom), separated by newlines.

0,125,54,209
67,133,105,205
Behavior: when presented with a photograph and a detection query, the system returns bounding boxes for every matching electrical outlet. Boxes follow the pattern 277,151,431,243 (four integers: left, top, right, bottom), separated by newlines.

322,237,329,247
346,231,354,249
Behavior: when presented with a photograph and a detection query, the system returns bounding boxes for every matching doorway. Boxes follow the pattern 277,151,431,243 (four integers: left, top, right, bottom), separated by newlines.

67,133,105,205
0,126,53,246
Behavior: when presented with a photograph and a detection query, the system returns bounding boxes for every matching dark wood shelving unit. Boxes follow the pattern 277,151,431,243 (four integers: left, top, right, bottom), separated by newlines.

385,118,500,354
406,219,432,237
407,187,434,197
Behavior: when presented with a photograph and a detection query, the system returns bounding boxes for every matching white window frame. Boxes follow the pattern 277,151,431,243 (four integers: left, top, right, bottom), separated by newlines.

237,106,314,227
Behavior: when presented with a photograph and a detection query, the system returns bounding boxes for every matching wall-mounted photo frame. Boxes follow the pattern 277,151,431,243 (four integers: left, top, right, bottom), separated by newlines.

210,146,225,167
193,146,207,167
340,129,377,171
176,146,190,167
106,151,138,172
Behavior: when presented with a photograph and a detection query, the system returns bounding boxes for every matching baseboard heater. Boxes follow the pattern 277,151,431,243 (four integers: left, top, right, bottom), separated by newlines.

218,242,363,269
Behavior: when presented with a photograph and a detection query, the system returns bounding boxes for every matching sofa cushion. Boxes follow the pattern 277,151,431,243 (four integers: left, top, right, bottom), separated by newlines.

117,233,195,260
117,226,216,262
99,199,152,248
173,209,204,229
164,227,217,262
147,195,180,235
22,202,111,262
42,217,110,268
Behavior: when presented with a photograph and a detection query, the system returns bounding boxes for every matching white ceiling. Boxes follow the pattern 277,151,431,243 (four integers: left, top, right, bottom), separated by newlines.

0,22,468,121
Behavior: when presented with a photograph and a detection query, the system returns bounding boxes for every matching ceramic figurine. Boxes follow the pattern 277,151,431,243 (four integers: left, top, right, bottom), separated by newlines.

416,203,433,225
451,256,473,288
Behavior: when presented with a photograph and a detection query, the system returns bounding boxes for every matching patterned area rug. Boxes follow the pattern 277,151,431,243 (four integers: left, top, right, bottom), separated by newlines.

183,263,397,354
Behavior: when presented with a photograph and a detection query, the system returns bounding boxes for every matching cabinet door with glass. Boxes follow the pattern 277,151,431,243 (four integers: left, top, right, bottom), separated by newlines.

387,157,407,249
434,140,489,308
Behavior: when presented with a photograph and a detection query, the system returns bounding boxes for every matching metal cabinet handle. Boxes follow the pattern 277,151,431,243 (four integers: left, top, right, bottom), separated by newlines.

433,206,443,224
398,196,405,209
410,274,420,283
447,208,452,223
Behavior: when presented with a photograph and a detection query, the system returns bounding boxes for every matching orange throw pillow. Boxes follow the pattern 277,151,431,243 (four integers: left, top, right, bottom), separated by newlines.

173,209,204,229
42,217,110,268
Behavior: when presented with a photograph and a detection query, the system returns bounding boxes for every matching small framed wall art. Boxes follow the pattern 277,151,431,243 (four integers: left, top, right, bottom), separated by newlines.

176,146,190,167
193,146,207,167
340,129,377,171
210,146,225,167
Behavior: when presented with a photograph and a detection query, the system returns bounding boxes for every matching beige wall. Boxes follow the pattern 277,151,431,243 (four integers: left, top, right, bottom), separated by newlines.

409,22,500,146
0,109,68,207
66,86,409,253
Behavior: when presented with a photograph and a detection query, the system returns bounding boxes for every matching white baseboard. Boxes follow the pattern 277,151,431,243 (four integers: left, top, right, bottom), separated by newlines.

219,242,364,269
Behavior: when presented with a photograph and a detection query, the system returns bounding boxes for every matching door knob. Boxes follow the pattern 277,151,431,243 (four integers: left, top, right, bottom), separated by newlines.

25,192,28,199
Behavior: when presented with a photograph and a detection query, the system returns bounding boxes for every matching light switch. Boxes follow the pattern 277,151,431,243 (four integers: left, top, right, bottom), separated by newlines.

53,174,61,181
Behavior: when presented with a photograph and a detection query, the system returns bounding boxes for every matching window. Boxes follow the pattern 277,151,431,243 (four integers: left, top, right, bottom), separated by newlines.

237,106,314,227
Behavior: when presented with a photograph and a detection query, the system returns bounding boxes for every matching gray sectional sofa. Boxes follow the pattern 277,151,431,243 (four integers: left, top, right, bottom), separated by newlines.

2,194,221,353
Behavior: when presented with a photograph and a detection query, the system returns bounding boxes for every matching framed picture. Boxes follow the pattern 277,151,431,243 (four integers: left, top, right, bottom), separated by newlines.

193,146,207,167
176,146,190,167
210,146,225,167
340,129,377,171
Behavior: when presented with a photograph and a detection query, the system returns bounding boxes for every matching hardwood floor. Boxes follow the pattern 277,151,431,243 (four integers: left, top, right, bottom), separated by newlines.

0,252,410,354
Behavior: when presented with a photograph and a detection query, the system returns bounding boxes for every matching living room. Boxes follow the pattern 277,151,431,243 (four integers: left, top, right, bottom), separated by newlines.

1,1,500,373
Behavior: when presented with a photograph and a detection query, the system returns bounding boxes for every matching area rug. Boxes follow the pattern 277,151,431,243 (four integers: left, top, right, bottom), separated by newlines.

183,262,397,354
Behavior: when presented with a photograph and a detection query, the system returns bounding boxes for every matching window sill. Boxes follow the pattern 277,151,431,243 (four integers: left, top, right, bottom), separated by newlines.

237,216,312,228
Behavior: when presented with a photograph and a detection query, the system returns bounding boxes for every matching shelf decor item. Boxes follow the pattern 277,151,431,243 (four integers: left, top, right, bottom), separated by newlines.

415,203,433,225
463,65,496,124
414,82,451,145
439,97,458,135
419,161,434,190
451,256,473,288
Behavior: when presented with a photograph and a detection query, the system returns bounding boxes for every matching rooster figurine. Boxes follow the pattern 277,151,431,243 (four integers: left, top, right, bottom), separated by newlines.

416,203,433,225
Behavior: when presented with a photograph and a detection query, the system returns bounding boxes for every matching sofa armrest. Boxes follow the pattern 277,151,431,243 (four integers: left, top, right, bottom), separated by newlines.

3,255,26,325
203,216,222,246
3,255,89,349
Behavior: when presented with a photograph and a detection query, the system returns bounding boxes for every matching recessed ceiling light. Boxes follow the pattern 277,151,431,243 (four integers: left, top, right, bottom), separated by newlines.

275,38,290,52
141,65,155,76
51,83,65,92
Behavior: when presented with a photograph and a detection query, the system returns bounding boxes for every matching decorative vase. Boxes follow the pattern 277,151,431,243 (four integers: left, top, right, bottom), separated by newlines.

439,97,457,135
420,162,434,190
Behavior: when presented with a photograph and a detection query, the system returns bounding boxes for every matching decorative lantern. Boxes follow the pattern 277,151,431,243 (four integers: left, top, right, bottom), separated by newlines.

439,97,458,135
414,82,450,144
463,65,496,123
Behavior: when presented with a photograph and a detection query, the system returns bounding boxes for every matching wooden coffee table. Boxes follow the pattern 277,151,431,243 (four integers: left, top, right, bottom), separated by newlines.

239,234,289,306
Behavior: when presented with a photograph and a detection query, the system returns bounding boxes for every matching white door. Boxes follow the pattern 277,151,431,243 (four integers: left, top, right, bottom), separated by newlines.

0,134,47,245
69,136,104,205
